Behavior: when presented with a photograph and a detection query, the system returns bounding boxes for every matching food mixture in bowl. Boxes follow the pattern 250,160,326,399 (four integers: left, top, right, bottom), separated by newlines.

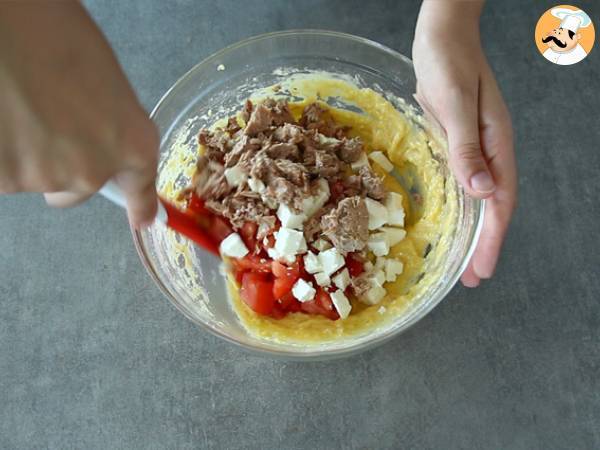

167,75,458,343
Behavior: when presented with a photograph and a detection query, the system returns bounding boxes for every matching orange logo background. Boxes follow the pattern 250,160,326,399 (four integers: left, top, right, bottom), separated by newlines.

534,4,595,55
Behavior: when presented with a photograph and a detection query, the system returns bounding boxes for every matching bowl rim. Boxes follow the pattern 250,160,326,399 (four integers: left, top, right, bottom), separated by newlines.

131,29,485,360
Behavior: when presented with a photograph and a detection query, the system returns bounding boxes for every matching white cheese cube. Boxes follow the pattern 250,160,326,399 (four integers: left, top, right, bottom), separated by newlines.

224,166,247,187
248,177,266,193
368,233,390,257
303,251,322,274
385,192,405,227
368,151,394,172
277,204,306,230
365,198,388,230
302,178,330,217
318,248,345,276
384,258,404,282
219,233,249,258
378,305,387,314
312,238,332,252
372,270,386,286
363,261,374,272
375,257,386,269
362,284,387,305
383,226,406,247
292,279,316,303
332,268,351,290
267,247,295,263
330,290,352,319
274,228,307,260
314,272,331,287
351,152,370,171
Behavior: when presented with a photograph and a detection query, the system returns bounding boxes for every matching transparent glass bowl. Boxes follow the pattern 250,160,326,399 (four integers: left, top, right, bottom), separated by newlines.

133,30,484,360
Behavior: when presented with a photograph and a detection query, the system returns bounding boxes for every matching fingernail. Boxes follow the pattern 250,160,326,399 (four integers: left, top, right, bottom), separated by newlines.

470,171,496,194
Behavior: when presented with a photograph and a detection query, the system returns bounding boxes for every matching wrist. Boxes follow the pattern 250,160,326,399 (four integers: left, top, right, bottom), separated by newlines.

415,1,483,45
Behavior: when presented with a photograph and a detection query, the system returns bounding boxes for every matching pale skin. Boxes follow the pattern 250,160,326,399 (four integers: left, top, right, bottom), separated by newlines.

413,1,517,287
0,1,517,287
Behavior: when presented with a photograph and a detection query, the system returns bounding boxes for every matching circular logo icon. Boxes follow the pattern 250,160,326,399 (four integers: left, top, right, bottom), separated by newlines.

535,5,595,65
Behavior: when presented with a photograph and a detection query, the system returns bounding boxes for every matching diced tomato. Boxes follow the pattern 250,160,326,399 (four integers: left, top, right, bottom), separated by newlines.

273,277,295,299
315,288,334,311
231,255,272,273
240,221,258,251
234,269,245,285
209,216,233,243
300,288,339,320
277,291,296,309
345,253,364,277
272,261,301,299
240,272,276,315
272,260,300,279
270,306,287,320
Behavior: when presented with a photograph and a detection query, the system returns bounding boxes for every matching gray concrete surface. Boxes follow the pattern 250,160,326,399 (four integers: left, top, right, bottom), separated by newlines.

1,1,599,449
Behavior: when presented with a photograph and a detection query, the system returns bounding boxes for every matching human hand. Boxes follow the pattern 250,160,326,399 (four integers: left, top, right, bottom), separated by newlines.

0,2,159,227
412,1,517,287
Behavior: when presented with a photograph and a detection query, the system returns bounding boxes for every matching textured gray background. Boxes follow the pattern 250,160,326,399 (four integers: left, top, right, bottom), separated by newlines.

1,1,599,449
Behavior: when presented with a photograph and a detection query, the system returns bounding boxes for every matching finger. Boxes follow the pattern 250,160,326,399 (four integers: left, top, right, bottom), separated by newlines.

468,67,517,279
460,262,480,288
116,118,160,228
439,84,496,198
44,191,94,208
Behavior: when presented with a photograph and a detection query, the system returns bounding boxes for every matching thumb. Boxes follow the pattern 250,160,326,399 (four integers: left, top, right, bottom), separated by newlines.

441,89,495,198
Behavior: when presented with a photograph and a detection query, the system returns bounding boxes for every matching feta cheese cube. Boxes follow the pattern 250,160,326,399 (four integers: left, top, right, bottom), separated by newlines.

277,204,306,230
248,177,266,193
372,270,386,286
368,233,390,257
219,233,249,258
368,151,394,172
312,238,332,252
384,258,404,282
351,152,370,171
365,198,388,230
375,257,386,269
274,228,307,260
292,279,316,303
363,261,374,272
362,284,387,305
330,290,352,319
224,166,247,187
385,192,405,227
318,248,345,276
332,268,351,290
267,247,295,263
302,179,330,217
314,272,331,287
303,251,322,274
383,226,406,247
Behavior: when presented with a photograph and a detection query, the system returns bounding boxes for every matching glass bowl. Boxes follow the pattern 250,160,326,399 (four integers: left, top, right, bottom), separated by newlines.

133,30,484,360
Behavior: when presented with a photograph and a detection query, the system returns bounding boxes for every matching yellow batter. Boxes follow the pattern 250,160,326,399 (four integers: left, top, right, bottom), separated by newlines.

215,75,458,343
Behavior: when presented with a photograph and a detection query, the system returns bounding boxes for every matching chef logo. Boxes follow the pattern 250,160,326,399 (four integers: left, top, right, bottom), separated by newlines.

535,5,595,65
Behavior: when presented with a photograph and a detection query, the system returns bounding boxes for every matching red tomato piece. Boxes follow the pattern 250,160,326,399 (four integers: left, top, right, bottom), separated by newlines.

273,277,295,299
277,291,296,309
240,272,276,315
232,255,272,273
240,221,258,250
209,216,234,243
345,253,364,277
299,288,340,320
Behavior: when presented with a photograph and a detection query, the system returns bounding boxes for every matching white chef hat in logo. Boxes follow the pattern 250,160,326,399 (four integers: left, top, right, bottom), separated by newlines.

551,7,592,33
